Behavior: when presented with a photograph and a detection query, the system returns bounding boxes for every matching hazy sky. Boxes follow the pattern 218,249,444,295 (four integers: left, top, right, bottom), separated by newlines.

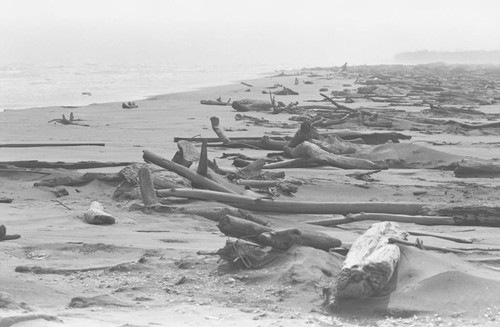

1,0,500,67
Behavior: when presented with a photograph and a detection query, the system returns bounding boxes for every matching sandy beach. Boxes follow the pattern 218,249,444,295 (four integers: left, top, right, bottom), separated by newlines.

1,65,500,327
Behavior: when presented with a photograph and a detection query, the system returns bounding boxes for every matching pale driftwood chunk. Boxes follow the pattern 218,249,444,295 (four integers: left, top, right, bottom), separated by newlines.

83,201,115,225
285,141,386,170
334,221,408,300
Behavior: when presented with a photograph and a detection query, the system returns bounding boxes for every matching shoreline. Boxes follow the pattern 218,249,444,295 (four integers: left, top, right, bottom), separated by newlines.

1,64,500,327
0,64,283,112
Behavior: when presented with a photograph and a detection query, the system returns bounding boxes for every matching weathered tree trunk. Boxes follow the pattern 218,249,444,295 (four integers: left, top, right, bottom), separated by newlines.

454,159,500,178
334,222,408,300
217,215,273,243
421,205,500,227
143,150,237,194
83,201,115,225
138,167,160,206
258,228,341,251
285,141,386,170
156,188,425,215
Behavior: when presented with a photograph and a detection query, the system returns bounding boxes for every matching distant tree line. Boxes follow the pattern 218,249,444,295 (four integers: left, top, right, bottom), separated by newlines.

394,50,500,64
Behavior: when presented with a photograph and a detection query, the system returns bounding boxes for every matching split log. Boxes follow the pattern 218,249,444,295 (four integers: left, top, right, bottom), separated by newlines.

217,215,273,243
83,201,115,225
0,160,134,170
258,228,341,251
285,141,386,170
334,222,408,300
0,143,105,148
156,188,425,215
454,159,500,178
143,150,237,194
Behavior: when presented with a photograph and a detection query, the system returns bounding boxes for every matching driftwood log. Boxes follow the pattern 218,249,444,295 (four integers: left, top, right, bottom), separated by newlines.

136,167,269,226
156,188,425,215
217,215,273,243
306,213,457,226
333,222,408,300
83,201,115,225
285,141,386,170
257,228,341,251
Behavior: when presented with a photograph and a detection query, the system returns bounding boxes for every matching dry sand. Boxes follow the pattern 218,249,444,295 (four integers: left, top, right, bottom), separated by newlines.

1,69,500,326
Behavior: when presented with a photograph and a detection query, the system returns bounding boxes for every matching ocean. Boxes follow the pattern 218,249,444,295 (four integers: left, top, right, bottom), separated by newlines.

0,62,293,111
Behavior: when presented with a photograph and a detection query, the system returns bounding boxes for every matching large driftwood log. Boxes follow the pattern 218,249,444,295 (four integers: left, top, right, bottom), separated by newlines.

334,222,408,300
156,188,425,215
83,201,115,225
454,159,500,178
217,215,273,243
143,150,237,194
258,228,341,251
285,141,386,170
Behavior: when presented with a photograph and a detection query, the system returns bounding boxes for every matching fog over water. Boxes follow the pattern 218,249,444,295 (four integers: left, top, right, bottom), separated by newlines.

2,0,500,67
1,0,500,109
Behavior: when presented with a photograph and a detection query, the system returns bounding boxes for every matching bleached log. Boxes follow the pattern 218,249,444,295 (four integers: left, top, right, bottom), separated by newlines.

138,167,159,206
83,201,115,225
156,188,424,215
334,222,408,300
285,141,386,170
